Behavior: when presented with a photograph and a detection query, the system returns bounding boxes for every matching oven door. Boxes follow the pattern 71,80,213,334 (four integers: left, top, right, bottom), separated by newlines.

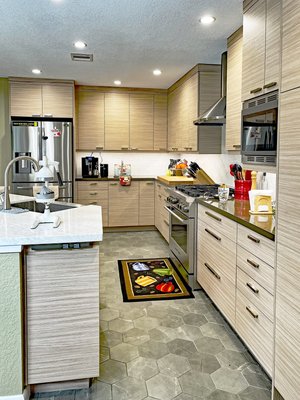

165,206,194,274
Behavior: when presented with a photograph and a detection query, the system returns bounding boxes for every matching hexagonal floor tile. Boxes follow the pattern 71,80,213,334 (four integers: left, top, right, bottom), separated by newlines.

219,333,246,352
146,373,182,400
100,320,109,332
110,342,139,363
99,359,127,384
89,380,112,400
238,386,272,400
182,313,207,327
188,352,221,374
211,368,248,394
206,389,239,400
179,325,202,341
167,338,198,357
119,307,146,320
138,339,169,360
100,330,122,348
242,370,271,389
217,349,251,370
178,370,215,397
112,377,147,400
127,356,158,380
100,308,120,321
134,316,161,331
100,346,109,363
109,318,134,333
200,323,230,339
157,353,190,377
160,314,184,329
123,327,150,346
194,336,225,355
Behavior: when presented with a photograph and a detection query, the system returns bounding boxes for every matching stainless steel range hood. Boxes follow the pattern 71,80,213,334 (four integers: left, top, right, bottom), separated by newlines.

194,52,227,126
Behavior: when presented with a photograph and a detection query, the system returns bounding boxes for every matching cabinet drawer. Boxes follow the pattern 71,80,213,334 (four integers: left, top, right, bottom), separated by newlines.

198,223,236,284
237,225,275,267
156,182,169,197
198,205,237,241
160,215,170,242
77,190,108,201
237,245,274,295
76,200,108,226
236,290,273,375
77,181,109,191
197,249,236,326
237,268,274,322
140,180,155,196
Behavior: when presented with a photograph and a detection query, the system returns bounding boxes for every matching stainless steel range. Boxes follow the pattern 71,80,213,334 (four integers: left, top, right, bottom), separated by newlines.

165,184,225,290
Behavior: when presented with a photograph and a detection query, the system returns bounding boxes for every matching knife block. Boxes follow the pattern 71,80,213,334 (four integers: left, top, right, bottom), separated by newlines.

194,170,215,185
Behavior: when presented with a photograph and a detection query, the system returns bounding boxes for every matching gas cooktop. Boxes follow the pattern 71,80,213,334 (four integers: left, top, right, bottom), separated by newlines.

175,184,221,198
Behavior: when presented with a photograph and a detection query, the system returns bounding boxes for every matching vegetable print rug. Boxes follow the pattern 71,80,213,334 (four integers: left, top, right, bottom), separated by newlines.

118,258,194,302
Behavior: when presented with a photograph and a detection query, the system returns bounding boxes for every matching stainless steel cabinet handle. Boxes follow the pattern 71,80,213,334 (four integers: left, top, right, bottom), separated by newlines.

32,114,41,117
163,219,169,226
89,202,97,205
95,146,104,150
121,146,129,150
205,211,221,222
205,228,221,242
158,194,162,198
246,306,258,319
247,258,260,269
247,234,260,244
246,282,259,294
164,206,187,224
232,144,241,148
204,262,221,280
89,192,98,195
146,182,154,185
159,148,166,151
263,82,277,89
109,183,118,186
89,183,98,186
250,87,262,94
44,114,53,118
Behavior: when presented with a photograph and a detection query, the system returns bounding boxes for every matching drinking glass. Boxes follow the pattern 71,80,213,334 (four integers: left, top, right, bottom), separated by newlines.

218,187,229,203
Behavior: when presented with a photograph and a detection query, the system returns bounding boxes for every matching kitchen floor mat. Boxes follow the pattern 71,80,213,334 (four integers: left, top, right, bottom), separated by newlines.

118,258,194,302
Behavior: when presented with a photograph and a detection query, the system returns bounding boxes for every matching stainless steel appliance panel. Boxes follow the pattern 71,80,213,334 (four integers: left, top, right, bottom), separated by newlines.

43,121,73,182
12,122,42,182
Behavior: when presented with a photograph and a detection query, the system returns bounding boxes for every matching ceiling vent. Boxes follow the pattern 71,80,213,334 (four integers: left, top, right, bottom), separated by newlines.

71,53,93,62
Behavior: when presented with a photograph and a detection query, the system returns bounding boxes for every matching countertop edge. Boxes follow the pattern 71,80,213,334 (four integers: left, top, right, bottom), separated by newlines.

76,177,156,181
197,199,275,241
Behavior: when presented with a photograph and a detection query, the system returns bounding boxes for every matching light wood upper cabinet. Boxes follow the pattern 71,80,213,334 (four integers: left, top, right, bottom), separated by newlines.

226,27,243,151
10,82,42,116
242,0,280,101
274,88,300,400
154,94,168,151
105,93,130,150
42,84,73,118
76,89,105,150
10,80,74,118
130,94,154,150
281,0,300,92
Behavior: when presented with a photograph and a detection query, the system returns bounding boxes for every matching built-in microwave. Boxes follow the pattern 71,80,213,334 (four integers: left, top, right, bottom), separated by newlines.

242,90,278,166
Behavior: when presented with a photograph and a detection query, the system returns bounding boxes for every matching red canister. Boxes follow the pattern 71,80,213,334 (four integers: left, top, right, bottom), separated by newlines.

234,180,252,200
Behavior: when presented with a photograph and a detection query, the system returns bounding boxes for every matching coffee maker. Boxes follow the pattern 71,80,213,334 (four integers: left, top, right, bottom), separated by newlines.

82,157,99,178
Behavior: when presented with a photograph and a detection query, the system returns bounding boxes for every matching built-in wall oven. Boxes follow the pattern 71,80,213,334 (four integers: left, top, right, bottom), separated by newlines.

242,90,278,166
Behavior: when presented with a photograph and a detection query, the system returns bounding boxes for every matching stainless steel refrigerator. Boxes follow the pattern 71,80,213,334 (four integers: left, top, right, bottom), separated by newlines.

11,119,73,202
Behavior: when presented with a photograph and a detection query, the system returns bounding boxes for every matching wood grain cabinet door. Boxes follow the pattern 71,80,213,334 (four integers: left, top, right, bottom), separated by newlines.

10,82,42,117
281,0,300,92
242,0,266,101
76,89,105,151
42,84,73,118
139,181,154,225
274,88,300,399
105,93,130,150
26,245,100,384
108,181,139,226
153,94,168,151
129,94,154,150
226,27,243,151
167,87,181,152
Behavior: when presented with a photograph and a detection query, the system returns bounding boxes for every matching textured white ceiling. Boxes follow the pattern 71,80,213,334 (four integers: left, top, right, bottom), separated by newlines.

0,0,243,88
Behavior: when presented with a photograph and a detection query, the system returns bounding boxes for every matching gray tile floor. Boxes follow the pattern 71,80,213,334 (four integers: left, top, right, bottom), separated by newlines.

31,231,272,400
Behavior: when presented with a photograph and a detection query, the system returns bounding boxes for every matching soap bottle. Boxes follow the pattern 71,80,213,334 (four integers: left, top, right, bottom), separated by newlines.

260,172,268,190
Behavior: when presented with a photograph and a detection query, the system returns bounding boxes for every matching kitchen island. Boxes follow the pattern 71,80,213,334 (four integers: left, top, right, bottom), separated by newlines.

0,205,103,398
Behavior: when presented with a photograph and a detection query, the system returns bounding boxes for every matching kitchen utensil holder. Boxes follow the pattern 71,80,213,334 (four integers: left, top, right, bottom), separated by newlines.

234,180,252,200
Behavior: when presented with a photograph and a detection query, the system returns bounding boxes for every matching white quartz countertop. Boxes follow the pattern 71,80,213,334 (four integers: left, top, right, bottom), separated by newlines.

0,205,103,251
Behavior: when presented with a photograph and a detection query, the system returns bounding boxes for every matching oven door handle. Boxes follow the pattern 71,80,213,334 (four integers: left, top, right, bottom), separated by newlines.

164,206,188,224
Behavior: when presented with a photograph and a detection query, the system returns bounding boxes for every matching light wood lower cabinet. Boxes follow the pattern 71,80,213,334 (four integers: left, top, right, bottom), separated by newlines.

26,244,100,384
139,181,155,225
155,182,169,242
108,182,139,226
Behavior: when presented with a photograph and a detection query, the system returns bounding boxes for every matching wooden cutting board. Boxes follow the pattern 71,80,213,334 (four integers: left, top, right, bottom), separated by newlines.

157,176,196,186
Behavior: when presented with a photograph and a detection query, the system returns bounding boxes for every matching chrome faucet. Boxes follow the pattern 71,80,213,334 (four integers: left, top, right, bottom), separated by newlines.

3,156,40,210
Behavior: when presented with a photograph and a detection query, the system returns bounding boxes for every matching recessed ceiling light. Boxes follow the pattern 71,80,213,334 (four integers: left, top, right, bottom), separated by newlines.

199,15,216,25
153,69,162,76
32,69,41,74
74,41,87,49
114,80,121,85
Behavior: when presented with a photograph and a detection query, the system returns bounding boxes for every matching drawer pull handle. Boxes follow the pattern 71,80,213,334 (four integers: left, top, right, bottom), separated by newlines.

205,211,221,222
205,228,221,242
89,192,98,195
164,219,169,226
110,183,118,186
89,202,97,205
247,258,260,269
232,144,241,148
246,306,258,319
204,262,221,280
250,87,262,94
247,234,260,244
146,182,154,185
246,282,259,294
96,146,104,150
158,194,162,198
263,82,277,89
89,183,98,186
